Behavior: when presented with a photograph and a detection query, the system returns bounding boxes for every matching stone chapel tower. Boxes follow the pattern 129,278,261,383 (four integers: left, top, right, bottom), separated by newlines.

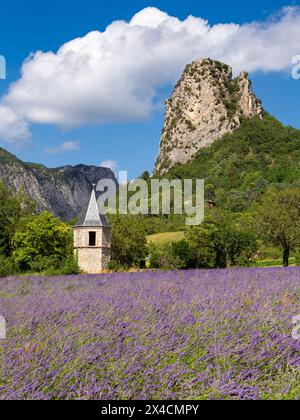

73,186,111,274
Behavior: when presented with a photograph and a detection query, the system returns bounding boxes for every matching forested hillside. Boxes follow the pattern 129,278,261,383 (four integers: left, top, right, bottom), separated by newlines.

166,114,300,211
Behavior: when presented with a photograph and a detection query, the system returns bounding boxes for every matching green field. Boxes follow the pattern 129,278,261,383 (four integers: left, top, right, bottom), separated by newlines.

146,231,185,245
253,258,296,268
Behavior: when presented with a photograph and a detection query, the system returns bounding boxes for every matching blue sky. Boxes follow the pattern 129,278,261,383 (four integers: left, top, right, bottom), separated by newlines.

0,0,299,178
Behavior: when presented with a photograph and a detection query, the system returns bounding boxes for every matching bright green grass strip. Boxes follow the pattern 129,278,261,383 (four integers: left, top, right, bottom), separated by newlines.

253,258,296,268
146,231,185,245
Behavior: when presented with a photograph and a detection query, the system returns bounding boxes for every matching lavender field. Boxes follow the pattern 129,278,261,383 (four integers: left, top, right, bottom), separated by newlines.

0,268,299,400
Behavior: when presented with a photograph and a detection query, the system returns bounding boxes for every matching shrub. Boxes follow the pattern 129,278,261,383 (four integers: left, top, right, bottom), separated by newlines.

29,255,62,273
148,242,186,270
30,255,80,276
60,255,80,275
108,261,129,272
13,211,72,272
171,240,196,269
0,255,17,277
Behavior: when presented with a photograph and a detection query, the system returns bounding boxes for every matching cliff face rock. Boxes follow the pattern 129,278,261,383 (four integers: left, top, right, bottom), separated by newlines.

155,58,263,174
0,148,117,220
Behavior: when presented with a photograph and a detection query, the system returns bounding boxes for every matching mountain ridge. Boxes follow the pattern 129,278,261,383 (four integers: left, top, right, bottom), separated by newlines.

0,147,117,220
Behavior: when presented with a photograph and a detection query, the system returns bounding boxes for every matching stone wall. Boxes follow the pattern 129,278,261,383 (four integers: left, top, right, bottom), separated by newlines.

101,248,111,271
73,226,111,274
75,247,103,274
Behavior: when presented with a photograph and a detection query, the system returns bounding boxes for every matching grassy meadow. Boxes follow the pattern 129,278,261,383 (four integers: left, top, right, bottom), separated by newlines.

147,231,185,245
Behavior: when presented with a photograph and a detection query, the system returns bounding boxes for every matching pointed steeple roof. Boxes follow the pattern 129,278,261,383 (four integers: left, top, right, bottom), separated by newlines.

75,186,110,228
84,187,101,226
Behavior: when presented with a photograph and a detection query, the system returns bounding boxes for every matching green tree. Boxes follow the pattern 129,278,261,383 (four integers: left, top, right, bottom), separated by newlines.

148,242,182,270
140,171,151,181
185,215,257,268
13,211,72,271
0,183,35,257
258,188,300,267
214,222,258,267
185,217,217,268
109,215,147,268
171,240,196,269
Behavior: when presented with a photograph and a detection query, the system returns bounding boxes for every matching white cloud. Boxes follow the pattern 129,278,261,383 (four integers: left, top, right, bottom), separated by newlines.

45,140,80,154
100,159,118,172
1,6,300,144
0,105,30,145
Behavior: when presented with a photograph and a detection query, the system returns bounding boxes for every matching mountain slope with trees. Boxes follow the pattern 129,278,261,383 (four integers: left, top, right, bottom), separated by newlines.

166,114,300,212
139,114,300,269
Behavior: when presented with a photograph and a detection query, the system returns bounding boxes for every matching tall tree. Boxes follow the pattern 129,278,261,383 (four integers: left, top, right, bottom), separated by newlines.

258,189,300,267
214,221,258,268
0,182,34,257
109,215,147,268
185,214,257,268
185,217,218,268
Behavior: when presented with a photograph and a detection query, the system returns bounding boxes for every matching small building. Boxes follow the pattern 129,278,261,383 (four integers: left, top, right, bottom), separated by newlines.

73,186,111,274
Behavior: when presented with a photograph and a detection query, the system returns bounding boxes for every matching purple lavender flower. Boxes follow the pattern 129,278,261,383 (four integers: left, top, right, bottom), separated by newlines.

0,267,299,400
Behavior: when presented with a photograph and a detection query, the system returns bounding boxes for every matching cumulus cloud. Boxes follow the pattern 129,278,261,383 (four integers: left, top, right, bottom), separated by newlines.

45,140,80,154
1,6,300,144
100,159,118,172
0,105,30,145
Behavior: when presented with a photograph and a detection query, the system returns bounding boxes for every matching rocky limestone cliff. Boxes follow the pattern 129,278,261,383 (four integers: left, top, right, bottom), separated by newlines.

0,148,117,220
155,58,263,174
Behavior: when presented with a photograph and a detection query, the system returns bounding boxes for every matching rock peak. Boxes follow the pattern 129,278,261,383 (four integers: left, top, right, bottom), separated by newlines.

155,58,263,174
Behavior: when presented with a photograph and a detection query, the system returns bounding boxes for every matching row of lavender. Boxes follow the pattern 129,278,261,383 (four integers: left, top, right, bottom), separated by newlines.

0,268,299,400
